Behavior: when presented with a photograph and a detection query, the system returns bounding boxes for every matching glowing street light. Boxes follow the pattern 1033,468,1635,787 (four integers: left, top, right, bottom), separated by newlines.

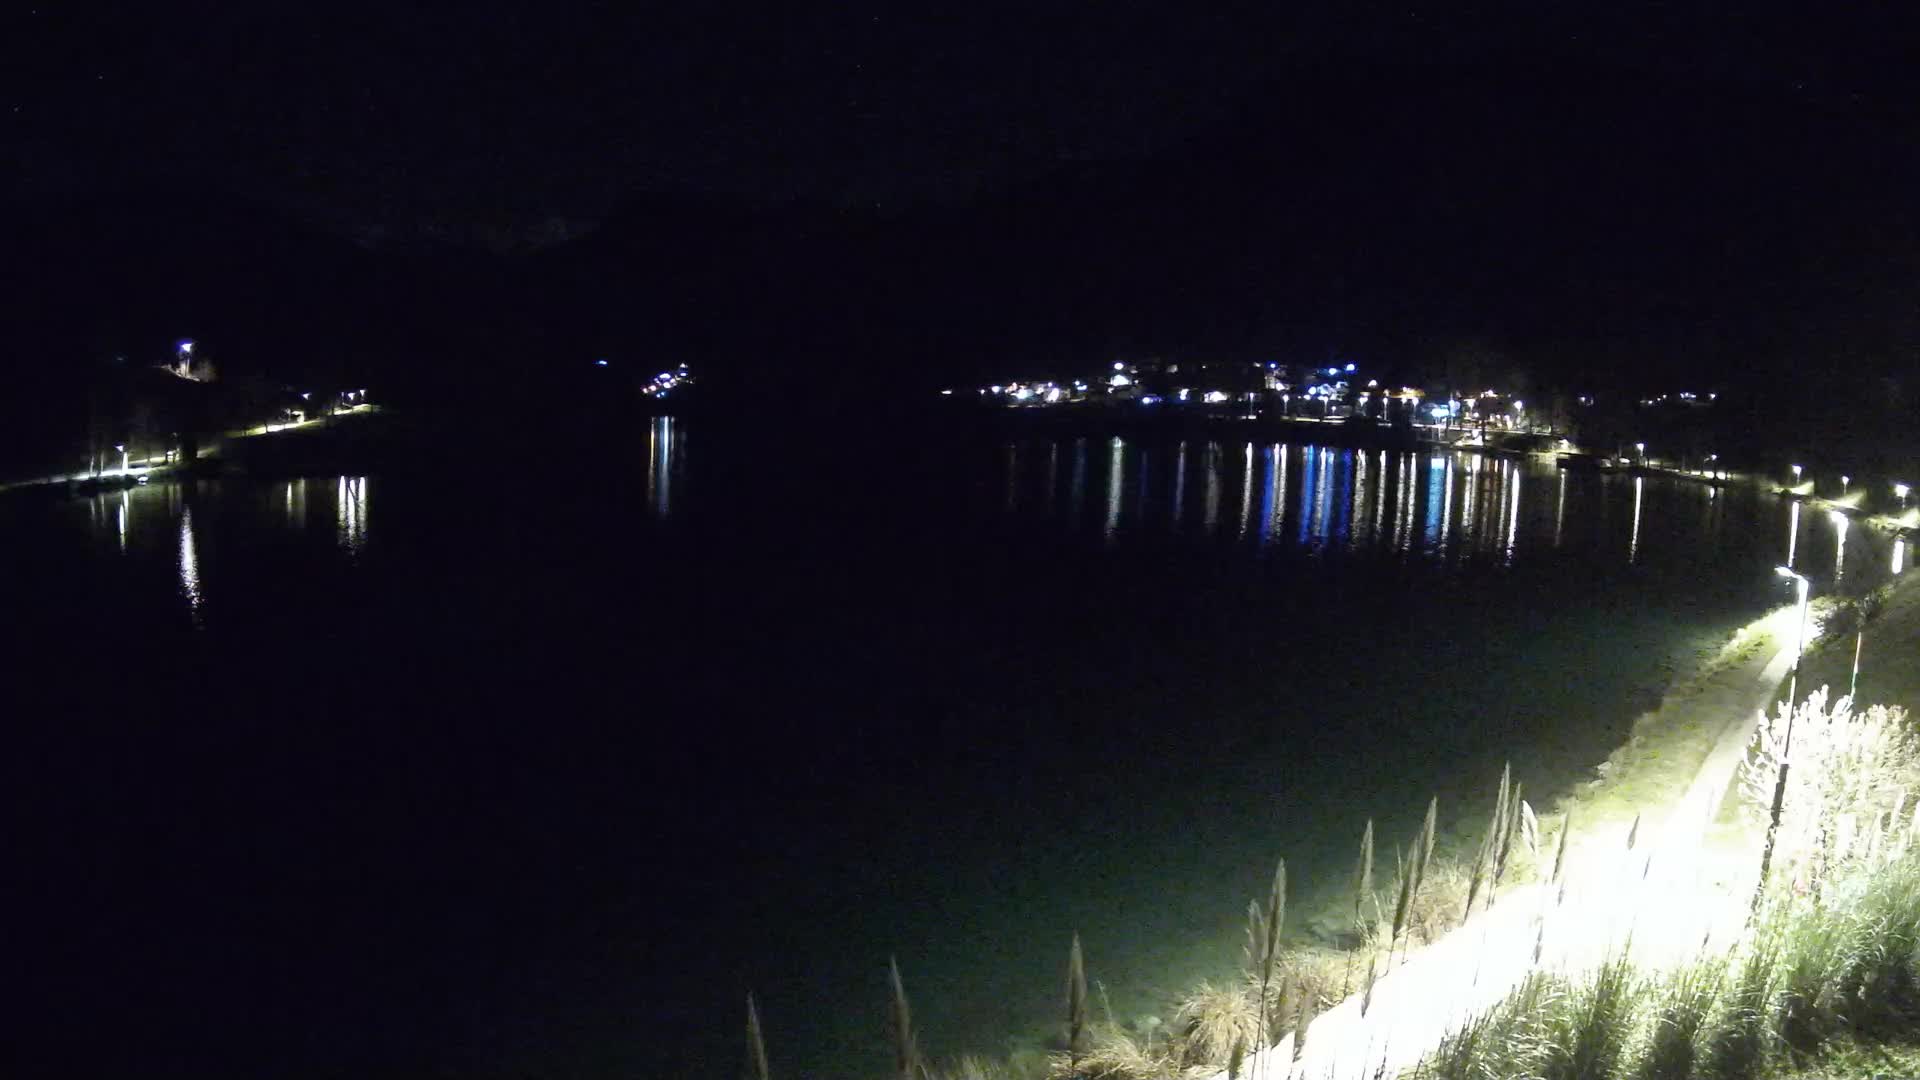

115,443,127,474
1841,474,1851,496
1895,482,1910,509
1634,441,1646,466
1790,463,1803,485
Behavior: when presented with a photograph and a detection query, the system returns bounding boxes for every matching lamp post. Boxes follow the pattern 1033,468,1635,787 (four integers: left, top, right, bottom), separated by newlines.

115,443,127,475
1841,475,1851,497
1755,565,1813,910
1896,482,1910,510
1790,463,1803,488
1635,441,1646,467
1776,566,1811,708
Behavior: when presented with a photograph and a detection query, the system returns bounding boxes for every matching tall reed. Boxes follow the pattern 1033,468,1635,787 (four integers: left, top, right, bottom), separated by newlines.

1243,860,1285,1079
1490,777,1524,901
1067,934,1089,1070
746,993,771,1080
1389,842,1415,968
890,957,920,1080
1416,796,1438,898
1465,765,1512,919
1343,819,1374,997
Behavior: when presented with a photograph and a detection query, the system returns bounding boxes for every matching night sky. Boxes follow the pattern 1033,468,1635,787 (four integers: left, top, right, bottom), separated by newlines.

8,5,1914,231
4,4,1920,436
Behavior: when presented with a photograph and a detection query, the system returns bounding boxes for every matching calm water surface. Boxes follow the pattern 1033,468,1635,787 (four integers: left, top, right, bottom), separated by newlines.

9,422,1892,1077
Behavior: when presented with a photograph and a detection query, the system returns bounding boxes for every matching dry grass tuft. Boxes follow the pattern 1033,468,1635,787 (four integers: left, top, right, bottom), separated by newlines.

1046,1026,1194,1080
1171,981,1263,1068
1257,947,1351,1014
1366,854,1474,952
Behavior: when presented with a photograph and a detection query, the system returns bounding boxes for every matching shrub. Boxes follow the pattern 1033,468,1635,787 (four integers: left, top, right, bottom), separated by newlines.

1632,955,1722,1080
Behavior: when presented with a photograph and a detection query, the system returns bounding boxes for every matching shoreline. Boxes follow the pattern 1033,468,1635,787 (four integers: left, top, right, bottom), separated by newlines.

972,599,1790,1077
1218,599,1805,1080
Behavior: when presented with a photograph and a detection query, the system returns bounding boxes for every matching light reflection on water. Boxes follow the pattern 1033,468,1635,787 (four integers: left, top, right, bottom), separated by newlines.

338,476,368,553
1787,500,1800,568
179,506,202,623
1630,476,1644,564
1832,510,1849,586
645,416,680,518
286,478,308,528
992,436,1892,588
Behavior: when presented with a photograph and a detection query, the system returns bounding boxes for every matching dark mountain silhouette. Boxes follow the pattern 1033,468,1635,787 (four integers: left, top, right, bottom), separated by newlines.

4,52,1917,469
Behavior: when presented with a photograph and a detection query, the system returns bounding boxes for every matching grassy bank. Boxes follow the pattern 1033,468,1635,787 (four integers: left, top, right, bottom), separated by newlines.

1398,568,1920,1079
726,593,1835,1079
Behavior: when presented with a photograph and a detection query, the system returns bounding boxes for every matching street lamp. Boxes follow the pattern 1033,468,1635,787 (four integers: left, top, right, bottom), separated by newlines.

115,443,127,474
1775,566,1812,710
1635,441,1646,466
1841,475,1851,496
1896,482,1910,509
1790,463,1803,486
1755,565,1814,907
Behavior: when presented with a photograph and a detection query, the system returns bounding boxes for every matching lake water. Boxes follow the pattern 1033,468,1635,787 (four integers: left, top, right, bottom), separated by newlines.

8,420,1891,1078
